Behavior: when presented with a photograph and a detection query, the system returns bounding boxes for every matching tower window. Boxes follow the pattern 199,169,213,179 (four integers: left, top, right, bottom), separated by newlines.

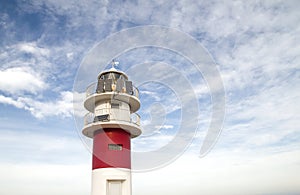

111,103,119,109
108,144,123,151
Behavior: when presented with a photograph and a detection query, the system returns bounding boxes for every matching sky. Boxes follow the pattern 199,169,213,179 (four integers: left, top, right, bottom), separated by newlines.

0,0,300,195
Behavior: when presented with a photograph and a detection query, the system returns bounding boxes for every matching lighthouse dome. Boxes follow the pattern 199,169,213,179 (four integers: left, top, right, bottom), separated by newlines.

97,62,128,81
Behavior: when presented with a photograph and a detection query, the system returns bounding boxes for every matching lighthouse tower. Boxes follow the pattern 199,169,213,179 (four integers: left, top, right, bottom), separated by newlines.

82,61,141,195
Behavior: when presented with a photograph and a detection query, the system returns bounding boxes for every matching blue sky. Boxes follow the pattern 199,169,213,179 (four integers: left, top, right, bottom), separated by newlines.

1,0,300,194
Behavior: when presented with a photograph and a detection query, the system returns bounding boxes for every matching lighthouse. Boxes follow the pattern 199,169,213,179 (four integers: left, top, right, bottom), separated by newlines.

82,61,141,195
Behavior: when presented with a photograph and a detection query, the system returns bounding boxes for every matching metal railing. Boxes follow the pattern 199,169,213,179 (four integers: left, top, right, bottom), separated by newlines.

86,82,139,98
84,112,141,126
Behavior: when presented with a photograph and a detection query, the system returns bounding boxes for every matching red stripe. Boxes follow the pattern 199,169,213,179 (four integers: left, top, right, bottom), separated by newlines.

92,128,131,170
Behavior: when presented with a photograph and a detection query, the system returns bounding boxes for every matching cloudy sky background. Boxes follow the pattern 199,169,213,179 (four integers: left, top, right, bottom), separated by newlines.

0,0,300,195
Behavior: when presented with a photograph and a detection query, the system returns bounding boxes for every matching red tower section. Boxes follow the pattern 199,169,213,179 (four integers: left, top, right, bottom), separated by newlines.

93,129,131,169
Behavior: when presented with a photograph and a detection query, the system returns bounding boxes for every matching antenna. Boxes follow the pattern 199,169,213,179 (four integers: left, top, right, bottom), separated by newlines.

111,59,119,69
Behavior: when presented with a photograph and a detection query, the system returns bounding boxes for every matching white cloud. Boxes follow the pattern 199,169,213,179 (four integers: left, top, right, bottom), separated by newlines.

0,95,25,108
0,39,84,97
23,91,74,118
66,52,74,61
0,67,47,94
155,125,174,130
18,42,50,57
218,75,300,150
0,91,73,118
25,0,110,30
72,91,87,118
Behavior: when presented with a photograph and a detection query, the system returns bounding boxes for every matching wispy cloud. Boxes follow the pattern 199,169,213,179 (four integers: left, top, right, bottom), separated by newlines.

0,91,73,118
17,42,50,58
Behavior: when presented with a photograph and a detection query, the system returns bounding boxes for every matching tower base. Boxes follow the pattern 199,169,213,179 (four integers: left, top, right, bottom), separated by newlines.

92,168,131,195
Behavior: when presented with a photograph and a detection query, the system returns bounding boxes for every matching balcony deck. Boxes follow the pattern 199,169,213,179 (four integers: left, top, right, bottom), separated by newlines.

82,112,142,138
